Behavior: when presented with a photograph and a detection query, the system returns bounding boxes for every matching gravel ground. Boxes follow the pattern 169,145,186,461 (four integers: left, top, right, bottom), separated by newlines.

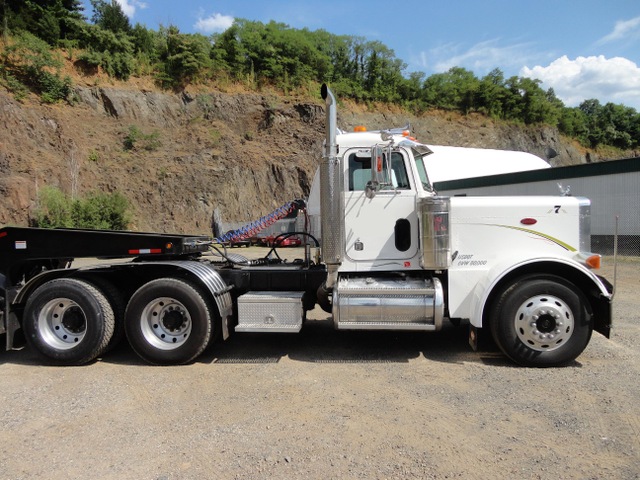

1,251,638,480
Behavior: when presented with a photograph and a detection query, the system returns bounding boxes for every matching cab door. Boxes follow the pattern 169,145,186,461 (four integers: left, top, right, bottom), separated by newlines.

343,148,419,265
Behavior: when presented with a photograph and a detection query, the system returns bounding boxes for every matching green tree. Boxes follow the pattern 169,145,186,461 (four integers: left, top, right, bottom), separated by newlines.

477,68,506,118
74,22,135,79
598,102,638,149
211,23,247,76
130,22,155,56
1,0,85,45
517,77,560,125
158,26,212,87
398,71,426,110
362,41,405,102
90,0,130,33
579,99,605,147
558,107,589,145
421,67,479,113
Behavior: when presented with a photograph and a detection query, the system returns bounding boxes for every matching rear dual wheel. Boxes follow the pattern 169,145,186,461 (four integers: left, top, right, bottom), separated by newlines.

23,278,115,365
125,278,213,365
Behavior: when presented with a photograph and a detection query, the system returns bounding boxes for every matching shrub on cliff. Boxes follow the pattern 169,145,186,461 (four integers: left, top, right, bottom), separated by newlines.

0,31,72,103
32,187,131,230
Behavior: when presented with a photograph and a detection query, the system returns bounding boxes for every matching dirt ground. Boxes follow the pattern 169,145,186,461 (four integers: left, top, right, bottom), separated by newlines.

0,251,638,480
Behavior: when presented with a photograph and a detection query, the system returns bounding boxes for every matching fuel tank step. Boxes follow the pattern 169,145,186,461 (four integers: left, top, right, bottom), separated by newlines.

334,276,444,331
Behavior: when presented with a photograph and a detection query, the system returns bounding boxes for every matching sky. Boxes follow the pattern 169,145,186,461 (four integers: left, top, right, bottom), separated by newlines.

80,0,640,110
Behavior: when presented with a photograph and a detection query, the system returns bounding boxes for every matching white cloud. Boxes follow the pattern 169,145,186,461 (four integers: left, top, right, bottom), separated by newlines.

521,55,640,110
596,16,640,45
194,13,234,34
114,0,147,19
412,39,539,75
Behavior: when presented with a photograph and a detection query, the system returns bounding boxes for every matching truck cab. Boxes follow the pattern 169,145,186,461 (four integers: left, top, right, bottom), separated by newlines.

308,84,613,366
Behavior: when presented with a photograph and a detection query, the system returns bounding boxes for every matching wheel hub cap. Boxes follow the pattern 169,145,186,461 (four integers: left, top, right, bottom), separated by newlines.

140,297,192,350
514,294,574,352
38,298,87,349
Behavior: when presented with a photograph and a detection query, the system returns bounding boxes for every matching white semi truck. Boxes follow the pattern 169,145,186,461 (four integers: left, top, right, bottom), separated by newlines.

0,85,613,367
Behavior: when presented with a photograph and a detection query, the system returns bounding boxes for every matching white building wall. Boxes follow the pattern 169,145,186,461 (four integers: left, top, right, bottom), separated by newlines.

437,171,640,236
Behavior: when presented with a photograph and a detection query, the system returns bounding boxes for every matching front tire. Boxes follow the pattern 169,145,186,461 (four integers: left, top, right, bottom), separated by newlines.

23,278,115,365
125,278,213,365
489,274,592,367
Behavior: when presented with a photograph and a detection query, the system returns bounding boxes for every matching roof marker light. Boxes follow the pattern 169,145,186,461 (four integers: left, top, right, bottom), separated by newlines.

354,125,367,132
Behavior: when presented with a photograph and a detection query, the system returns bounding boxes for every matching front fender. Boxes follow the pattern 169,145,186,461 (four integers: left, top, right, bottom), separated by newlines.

469,257,613,335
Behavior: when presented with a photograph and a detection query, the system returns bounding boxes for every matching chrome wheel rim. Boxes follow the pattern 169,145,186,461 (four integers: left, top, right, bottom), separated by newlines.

140,297,192,350
514,294,574,352
38,298,87,349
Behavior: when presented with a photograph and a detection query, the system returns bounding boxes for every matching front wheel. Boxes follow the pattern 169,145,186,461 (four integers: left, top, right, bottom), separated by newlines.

125,278,213,365
489,275,592,367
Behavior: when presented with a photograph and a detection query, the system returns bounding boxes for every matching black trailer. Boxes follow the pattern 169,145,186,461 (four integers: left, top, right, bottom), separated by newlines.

0,227,326,365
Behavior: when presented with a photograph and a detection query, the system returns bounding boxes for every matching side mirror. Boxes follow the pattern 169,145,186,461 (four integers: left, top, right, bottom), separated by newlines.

368,145,392,198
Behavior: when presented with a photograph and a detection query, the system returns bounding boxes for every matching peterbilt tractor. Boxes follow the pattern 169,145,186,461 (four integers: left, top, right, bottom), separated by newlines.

0,84,613,367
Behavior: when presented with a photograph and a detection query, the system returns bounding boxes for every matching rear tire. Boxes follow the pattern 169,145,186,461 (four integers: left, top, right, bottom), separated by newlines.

23,278,115,365
125,278,213,365
489,274,592,367
83,277,126,352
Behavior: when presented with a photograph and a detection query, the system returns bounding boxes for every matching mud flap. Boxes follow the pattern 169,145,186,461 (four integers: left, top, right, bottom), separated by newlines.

593,294,612,339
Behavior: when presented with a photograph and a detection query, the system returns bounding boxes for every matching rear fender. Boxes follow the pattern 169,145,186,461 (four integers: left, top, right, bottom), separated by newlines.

10,261,233,346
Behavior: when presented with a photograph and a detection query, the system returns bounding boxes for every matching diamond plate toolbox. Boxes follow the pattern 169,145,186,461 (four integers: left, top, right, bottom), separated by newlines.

236,291,304,332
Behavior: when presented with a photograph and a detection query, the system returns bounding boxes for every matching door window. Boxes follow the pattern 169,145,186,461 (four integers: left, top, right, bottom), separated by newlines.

348,151,410,191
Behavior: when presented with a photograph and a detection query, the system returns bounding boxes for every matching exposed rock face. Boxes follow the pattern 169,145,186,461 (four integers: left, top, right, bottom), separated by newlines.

0,86,611,233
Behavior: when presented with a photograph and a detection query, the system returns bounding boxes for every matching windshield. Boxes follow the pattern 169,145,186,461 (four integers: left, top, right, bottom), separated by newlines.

414,153,433,192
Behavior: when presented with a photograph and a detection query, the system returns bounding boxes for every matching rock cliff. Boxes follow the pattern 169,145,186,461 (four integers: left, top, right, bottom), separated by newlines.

0,86,599,234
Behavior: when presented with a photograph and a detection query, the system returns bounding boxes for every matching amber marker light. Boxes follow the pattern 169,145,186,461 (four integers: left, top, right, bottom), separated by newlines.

165,242,173,251
586,254,601,269
354,125,367,132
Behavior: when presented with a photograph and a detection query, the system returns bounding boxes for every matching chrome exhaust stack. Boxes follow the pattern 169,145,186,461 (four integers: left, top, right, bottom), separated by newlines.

319,84,343,296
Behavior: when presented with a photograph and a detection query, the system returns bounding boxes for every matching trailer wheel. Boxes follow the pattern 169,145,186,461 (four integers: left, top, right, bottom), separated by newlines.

489,274,592,367
125,278,212,365
23,278,115,365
